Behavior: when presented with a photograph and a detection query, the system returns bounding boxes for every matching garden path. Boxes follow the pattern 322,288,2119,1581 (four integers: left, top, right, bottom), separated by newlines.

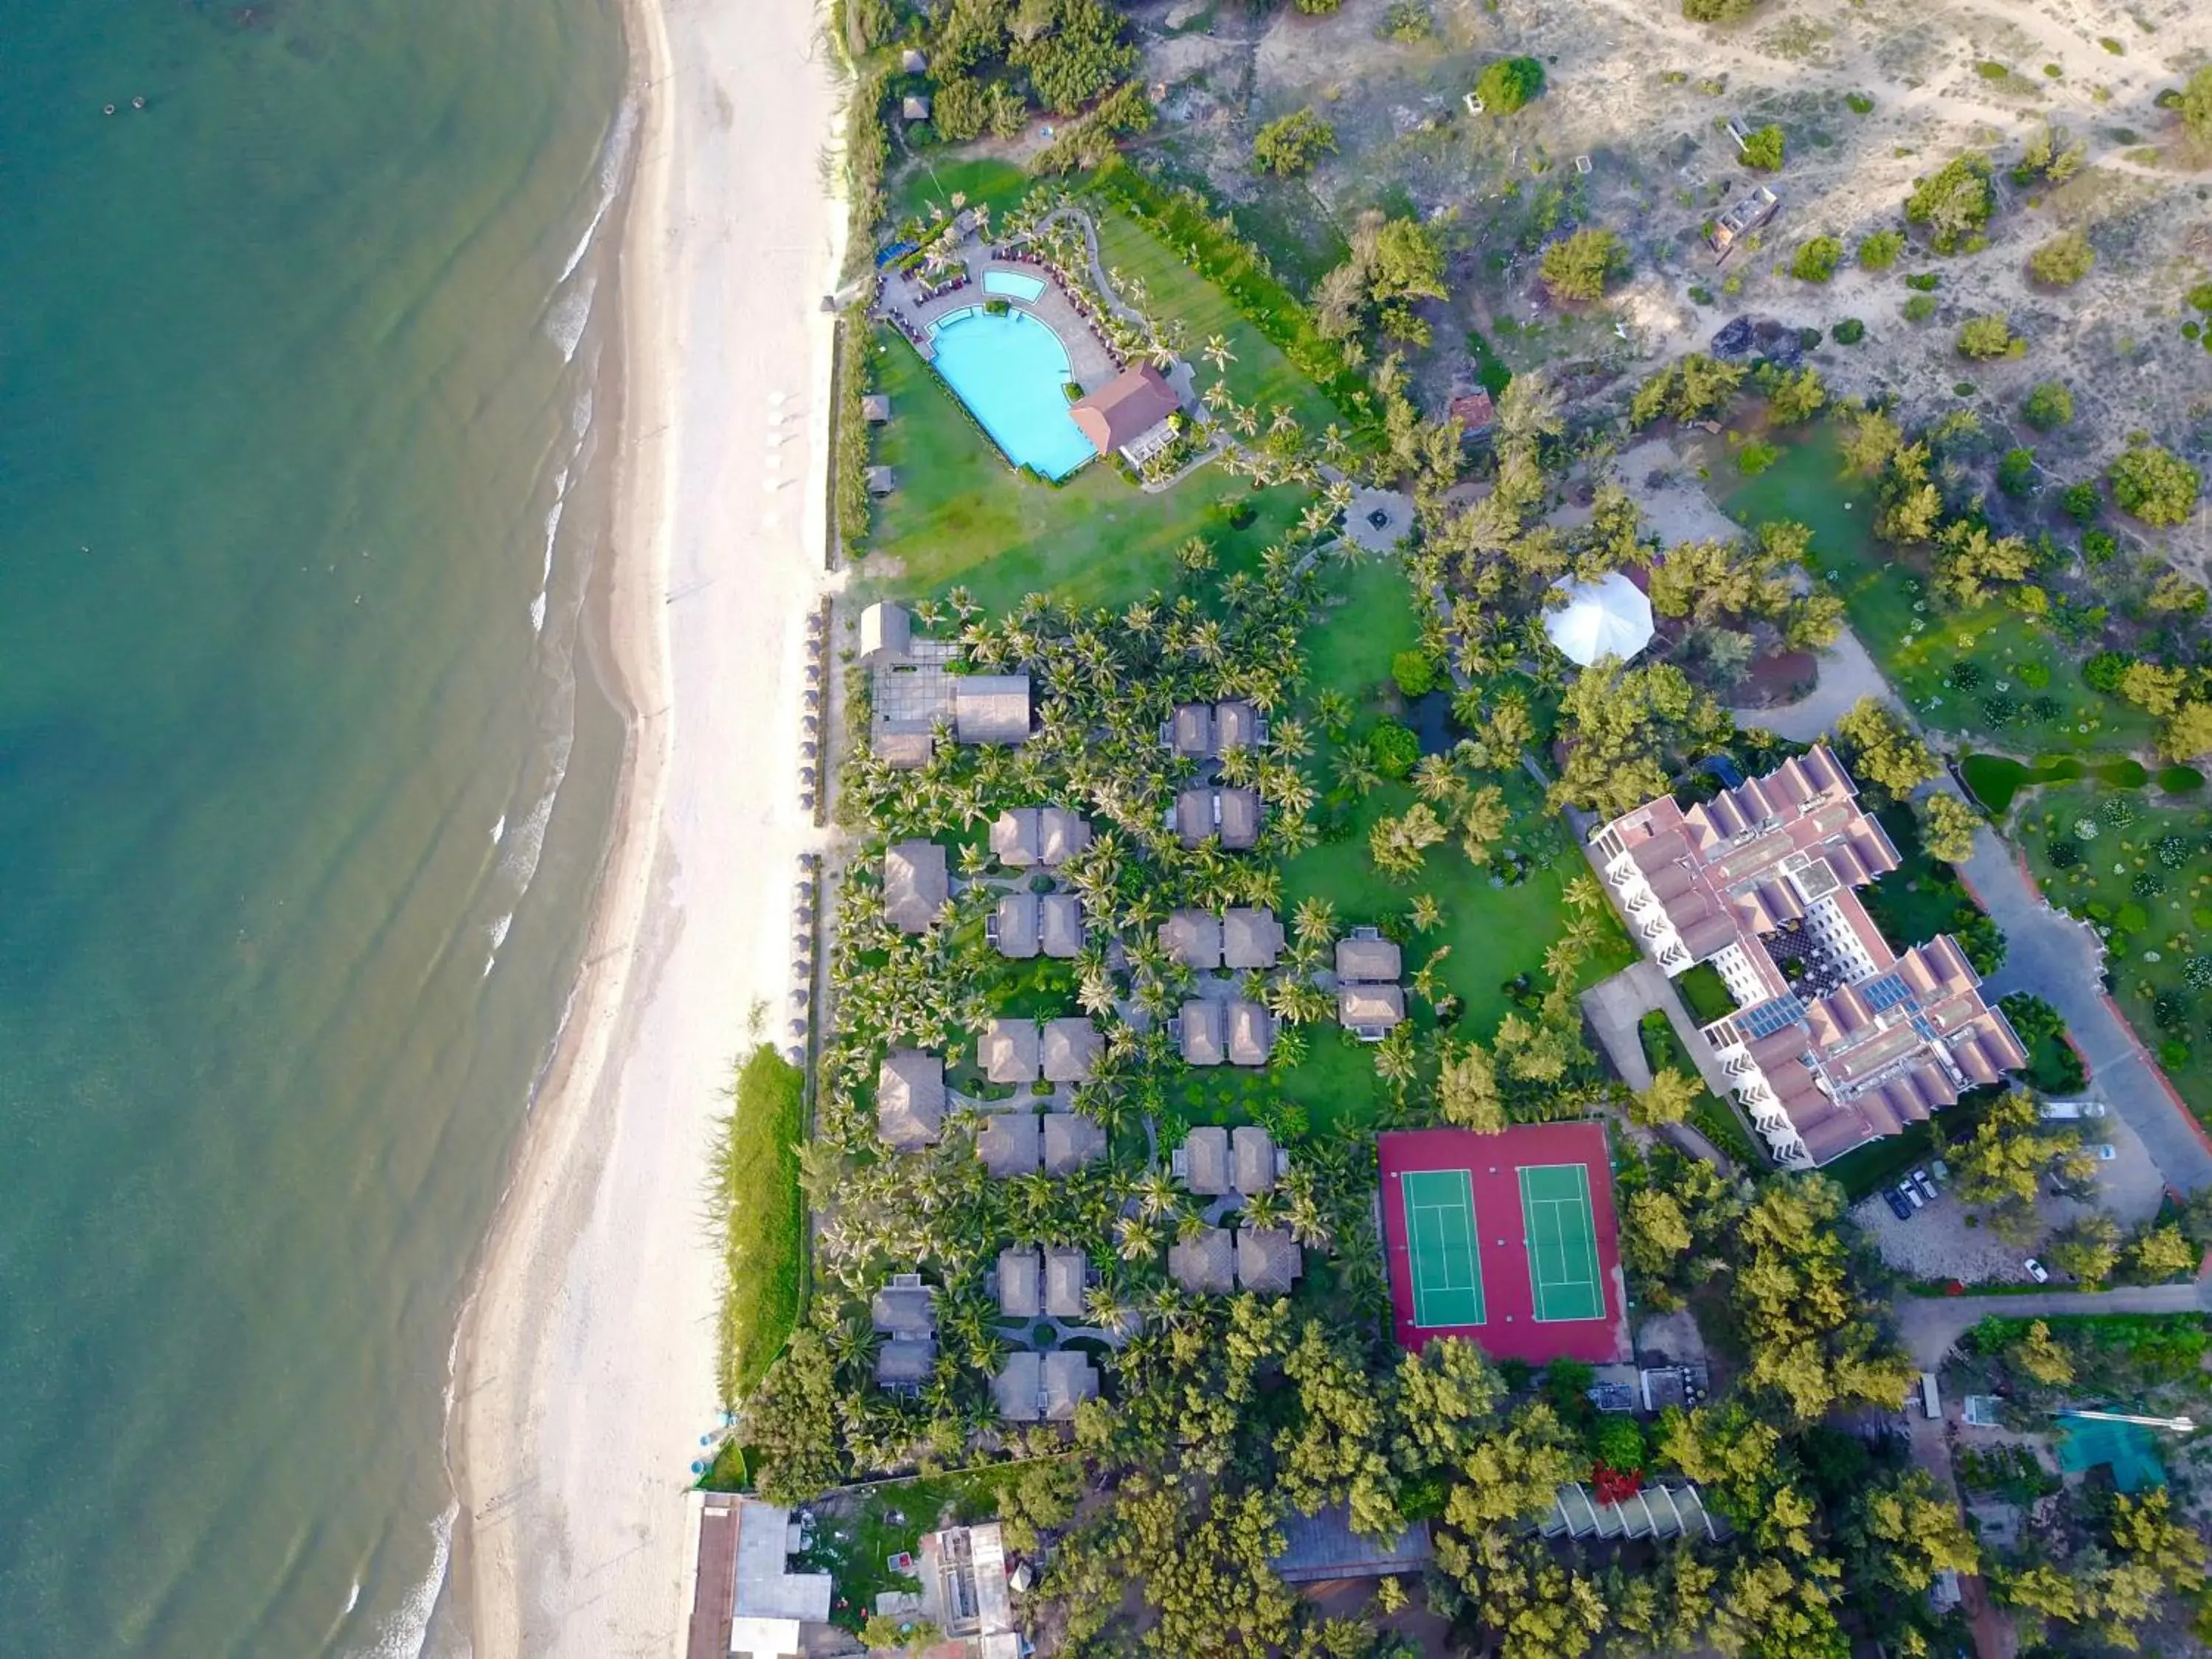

1897,1280,2212,1368
1725,623,1893,741
1952,819,2212,1195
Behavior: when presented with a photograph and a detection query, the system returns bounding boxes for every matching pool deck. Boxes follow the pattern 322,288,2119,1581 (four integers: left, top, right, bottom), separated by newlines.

873,249,1125,394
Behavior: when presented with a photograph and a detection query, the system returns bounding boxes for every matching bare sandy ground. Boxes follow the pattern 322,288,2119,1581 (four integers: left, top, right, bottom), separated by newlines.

449,0,843,1649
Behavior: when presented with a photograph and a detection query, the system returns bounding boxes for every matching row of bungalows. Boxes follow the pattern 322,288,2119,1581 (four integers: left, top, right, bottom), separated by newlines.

869,1272,1102,1419
1162,699,1267,758
874,1048,1107,1175
1158,905,1284,970
1335,932,1405,1040
1590,745,2026,1168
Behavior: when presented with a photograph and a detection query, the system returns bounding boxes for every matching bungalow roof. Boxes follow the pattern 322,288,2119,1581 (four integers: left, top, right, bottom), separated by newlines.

1180,1125,1231,1194
1232,1124,1279,1193
883,840,949,933
1227,1001,1275,1068
1178,1000,1225,1067
981,1019,1041,1085
877,1050,945,1150
977,1110,1043,1178
954,677,1031,745
998,1247,1043,1318
1167,1225,1235,1293
1044,1247,1088,1319
1222,907,1284,970
1040,1018,1099,1082
1335,936,1402,981
1039,894,1083,959
1042,1112,1106,1175
994,892,1040,960
1160,910,1225,970
1235,1227,1303,1294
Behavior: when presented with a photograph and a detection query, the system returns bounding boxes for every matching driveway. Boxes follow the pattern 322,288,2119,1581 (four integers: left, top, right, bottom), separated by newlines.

1896,1281,2212,1369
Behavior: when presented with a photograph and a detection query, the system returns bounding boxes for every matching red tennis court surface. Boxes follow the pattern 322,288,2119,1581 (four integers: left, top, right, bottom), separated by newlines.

1377,1122,1630,1364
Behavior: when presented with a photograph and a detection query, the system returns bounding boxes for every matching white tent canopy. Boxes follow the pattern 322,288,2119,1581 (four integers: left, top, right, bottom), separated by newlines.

1544,571,1655,667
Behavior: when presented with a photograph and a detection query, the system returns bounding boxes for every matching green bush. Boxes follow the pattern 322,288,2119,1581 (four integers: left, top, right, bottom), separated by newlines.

1740,125,1785,170
1253,108,1338,177
1903,294,1938,323
1475,56,1547,114
1857,229,1906,271
1371,720,1420,778
1791,235,1844,282
2062,481,2102,524
1738,440,1784,475
1905,271,1941,291
1391,650,1439,698
2028,229,2096,288
1378,0,1436,38
1683,0,1761,18
2023,381,2073,431
1905,153,1995,253
1540,228,1629,300
2110,440,2202,526
1956,313,2021,359
714,1046,807,1400
1831,318,1865,344
1997,447,2037,498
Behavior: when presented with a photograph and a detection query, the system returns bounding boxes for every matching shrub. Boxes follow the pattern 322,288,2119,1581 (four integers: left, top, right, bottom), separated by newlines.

1997,447,2037,498
2026,695,2062,723
1740,125,1785,170
1253,108,1338,176
1738,440,1783,475
2084,650,2129,693
2098,795,2136,828
1683,0,1761,18
2188,955,2212,990
1540,228,1629,300
1904,294,1938,323
1905,271,1942,291
1791,236,1843,282
1947,660,1986,692
2061,481,2101,524
1377,0,1436,40
1956,313,2020,359
2163,834,2196,868
1371,720,1421,777
1846,92,1877,114
1832,318,1865,344
1475,56,1548,114
2110,441,2202,527
2048,840,2081,868
2184,66,2212,145
1905,154,1995,253
2084,529,2118,563
1857,229,1905,271
1982,693,2017,727
2023,381,2073,431
2134,870,2165,899
1391,650,1439,698
2028,229,2096,287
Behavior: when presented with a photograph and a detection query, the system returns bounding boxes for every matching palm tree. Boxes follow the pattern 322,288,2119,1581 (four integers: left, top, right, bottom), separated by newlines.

1115,1214,1159,1265
1240,1189,1285,1231
1133,1168,1180,1222
1409,892,1444,933
1203,334,1235,372
1292,895,1337,948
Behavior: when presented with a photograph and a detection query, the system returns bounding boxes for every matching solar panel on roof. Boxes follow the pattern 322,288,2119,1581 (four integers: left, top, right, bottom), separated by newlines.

1742,993,1809,1038
1910,1015,1939,1041
1860,972,1914,1012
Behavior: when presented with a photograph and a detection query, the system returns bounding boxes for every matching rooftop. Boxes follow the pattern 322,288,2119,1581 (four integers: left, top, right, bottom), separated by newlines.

877,1050,945,1150
1167,1224,1235,1293
884,840,949,934
1070,362,1180,456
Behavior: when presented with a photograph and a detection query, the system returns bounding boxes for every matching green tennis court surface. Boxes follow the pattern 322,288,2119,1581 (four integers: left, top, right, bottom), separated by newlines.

1519,1164,1605,1323
1403,1168,1484,1327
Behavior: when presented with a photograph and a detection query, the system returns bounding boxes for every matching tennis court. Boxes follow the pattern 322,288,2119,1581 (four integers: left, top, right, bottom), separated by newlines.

1402,1169,1485,1327
1519,1163,1606,1323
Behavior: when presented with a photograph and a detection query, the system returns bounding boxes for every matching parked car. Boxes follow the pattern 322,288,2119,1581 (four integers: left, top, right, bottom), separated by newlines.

1911,1168,1939,1203
1930,1158,1951,1185
1885,1186,1915,1220
2092,1143,2118,1161
1902,1181,1927,1210
2024,1258,2050,1283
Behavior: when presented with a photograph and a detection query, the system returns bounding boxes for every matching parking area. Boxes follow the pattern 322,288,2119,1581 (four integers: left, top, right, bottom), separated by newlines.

1847,1105,2166,1285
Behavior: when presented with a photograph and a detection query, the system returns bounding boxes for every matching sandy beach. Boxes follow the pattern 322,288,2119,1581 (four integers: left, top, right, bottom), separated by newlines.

449,0,842,1649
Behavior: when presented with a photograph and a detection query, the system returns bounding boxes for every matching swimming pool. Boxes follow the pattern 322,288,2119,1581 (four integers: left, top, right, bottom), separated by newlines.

928,307,1097,479
984,268,1048,302
2059,1414,2168,1493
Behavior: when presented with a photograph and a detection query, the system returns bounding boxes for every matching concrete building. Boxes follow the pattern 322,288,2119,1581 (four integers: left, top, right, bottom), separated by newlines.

1070,363,1181,465
684,1495,835,1659
916,1521,1018,1659
1590,745,2026,1167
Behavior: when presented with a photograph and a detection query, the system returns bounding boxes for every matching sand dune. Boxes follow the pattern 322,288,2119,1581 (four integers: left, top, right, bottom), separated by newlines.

449,0,841,1648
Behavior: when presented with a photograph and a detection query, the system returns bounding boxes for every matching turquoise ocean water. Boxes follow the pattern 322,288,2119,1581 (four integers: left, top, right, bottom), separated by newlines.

0,1,630,1653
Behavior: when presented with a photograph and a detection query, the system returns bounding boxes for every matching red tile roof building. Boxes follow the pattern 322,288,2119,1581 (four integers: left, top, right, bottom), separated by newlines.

1590,745,2025,1168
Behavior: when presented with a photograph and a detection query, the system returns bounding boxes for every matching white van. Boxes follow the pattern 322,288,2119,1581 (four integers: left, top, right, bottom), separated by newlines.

1920,1371,1942,1419
2039,1099,2107,1120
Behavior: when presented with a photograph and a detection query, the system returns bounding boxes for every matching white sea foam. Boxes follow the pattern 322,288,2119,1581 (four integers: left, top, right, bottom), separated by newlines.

542,274,596,364
528,591,549,634
571,386,594,440
490,815,505,845
555,97,639,285
344,1503,458,1659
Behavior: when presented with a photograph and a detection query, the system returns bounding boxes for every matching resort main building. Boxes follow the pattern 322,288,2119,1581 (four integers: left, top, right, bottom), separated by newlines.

1592,745,2025,1169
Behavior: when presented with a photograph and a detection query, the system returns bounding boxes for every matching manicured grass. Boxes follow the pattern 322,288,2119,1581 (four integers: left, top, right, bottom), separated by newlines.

2020,785,2212,1121
860,330,1311,611
714,1046,807,1402
1307,554,1422,703
1169,1024,1389,1135
1722,427,2157,757
1674,961,1738,1025
1961,752,2148,816
1091,206,1347,439
1858,804,1994,956
889,156,1037,227
1281,772,1636,1043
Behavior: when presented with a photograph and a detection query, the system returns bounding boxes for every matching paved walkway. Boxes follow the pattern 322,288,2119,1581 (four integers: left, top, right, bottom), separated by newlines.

1725,625,1894,740
1581,961,1753,1171
1950,814,2212,1194
1897,1281,2212,1368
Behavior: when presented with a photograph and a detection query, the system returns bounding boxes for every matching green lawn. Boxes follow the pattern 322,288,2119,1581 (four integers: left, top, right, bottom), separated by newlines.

889,156,1037,228
1281,772,1635,1043
1307,554,1421,707
1091,207,1347,439
1168,1025,1390,1136
1722,427,2157,757
859,329,1312,611
2020,785,2212,1122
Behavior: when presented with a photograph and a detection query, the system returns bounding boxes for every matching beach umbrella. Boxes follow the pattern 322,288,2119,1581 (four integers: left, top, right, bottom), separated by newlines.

1542,571,1655,667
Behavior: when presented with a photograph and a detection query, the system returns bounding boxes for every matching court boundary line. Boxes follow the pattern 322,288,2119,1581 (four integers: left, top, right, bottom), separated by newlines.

1518,1162,1604,1324
1402,1167,1484,1329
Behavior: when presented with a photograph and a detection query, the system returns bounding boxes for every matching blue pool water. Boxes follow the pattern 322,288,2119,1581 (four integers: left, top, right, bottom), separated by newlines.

984,268,1048,302
929,307,1097,479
